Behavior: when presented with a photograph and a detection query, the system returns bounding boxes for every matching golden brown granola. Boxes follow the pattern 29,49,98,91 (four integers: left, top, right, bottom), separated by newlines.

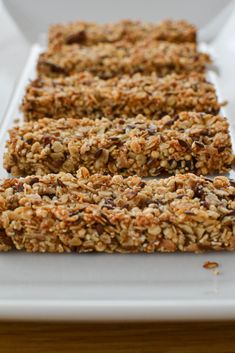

48,19,196,49
21,72,220,121
0,171,234,253
4,113,232,177
37,40,210,79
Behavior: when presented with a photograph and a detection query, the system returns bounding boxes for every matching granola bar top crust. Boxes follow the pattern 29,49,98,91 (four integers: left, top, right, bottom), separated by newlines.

0,171,234,253
37,41,210,79
21,72,220,121
48,19,197,49
4,113,232,177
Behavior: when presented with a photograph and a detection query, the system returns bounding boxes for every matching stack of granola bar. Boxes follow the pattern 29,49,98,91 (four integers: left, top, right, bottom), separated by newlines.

0,19,234,253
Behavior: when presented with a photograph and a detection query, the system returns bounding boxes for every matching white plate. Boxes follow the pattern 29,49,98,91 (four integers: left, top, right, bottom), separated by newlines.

0,37,235,321
0,45,235,320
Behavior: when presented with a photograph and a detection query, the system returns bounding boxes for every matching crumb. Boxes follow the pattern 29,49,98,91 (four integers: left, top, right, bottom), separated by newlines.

13,118,20,124
212,268,220,276
203,261,219,269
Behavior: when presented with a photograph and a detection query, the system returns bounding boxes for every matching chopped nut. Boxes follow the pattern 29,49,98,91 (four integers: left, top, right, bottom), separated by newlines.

130,140,142,154
95,224,104,235
65,30,87,44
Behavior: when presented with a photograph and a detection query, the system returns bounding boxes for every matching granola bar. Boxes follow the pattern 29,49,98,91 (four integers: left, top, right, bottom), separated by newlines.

0,171,234,253
48,19,196,49
21,72,220,121
4,113,232,177
37,40,210,79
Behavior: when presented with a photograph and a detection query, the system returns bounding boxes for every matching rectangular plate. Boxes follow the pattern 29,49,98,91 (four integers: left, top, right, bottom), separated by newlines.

0,44,235,321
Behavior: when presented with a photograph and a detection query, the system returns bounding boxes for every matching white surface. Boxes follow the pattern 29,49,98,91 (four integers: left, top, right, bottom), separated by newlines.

0,1,235,321
1,252,235,321
0,0,29,121
0,42,234,321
